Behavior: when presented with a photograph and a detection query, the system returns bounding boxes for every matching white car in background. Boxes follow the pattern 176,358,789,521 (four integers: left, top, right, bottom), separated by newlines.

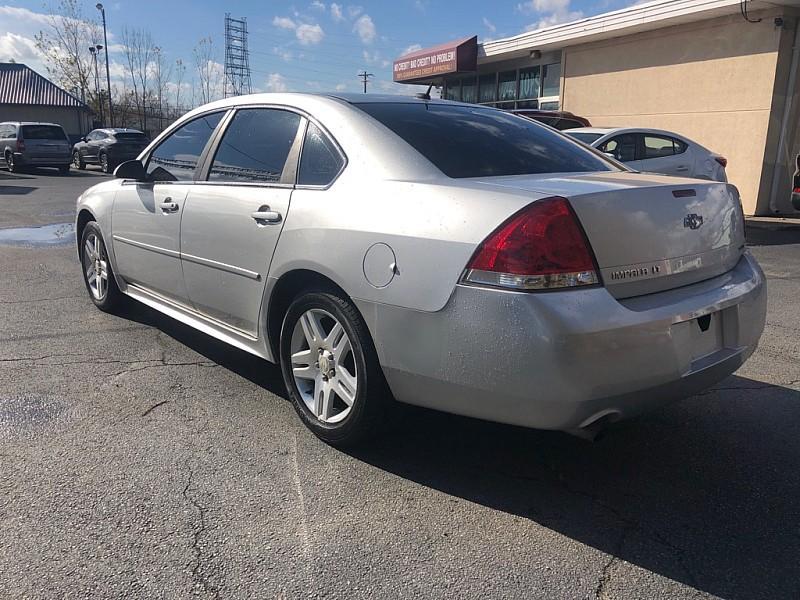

566,127,728,182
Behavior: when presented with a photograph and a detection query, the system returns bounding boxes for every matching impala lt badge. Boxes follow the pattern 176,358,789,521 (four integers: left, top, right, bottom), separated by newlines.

684,213,704,230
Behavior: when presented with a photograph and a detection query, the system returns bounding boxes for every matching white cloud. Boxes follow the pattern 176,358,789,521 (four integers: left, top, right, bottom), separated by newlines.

348,5,363,19
0,6,51,26
273,46,293,61
518,0,583,30
353,14,376,44
265,73,288,92
296,23,325,45
311,1,326,10
482,17,496,33
0,32,42,62
335,82,347,91
414,0,426,12
330,3,344,22
272,16,297,29
401,43,422,56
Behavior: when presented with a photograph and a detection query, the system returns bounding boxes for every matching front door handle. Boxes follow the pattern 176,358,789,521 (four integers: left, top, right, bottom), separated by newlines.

676,166,689,172
251,207,282,224
161,197,179,213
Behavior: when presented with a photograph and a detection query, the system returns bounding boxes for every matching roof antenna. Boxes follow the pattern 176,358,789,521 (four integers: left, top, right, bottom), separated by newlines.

415,84,433,100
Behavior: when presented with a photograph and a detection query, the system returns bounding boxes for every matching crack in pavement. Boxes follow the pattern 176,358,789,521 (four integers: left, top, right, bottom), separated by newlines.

0,294,83,305
595,528,629,600
182,463,220,600
141,400,170,417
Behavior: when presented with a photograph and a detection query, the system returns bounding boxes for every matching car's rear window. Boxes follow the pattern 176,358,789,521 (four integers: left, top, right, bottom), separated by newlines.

114,132,148,141
21,125,67,140
354,103,615,178
566,132,604,145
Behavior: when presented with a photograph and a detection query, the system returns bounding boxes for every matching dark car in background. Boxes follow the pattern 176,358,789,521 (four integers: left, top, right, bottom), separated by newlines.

72,128,150,174
792,154,800,211
0,121,72,174
510,109,591,131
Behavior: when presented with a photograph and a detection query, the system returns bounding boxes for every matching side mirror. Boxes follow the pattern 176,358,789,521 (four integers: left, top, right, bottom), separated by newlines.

114,159,146,180
81,136,87,142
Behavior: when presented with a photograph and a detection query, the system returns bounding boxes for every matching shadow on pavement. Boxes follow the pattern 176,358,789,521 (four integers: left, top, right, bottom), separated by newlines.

0,186,36,195
746,226,800,246
119,300,799,600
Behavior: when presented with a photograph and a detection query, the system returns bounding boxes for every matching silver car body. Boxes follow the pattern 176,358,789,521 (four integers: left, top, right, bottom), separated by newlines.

1,121,72,168
75,94,766,433
567,127,728,182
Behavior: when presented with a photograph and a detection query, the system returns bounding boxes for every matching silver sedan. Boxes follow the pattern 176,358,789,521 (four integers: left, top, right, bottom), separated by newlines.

75,94,766,445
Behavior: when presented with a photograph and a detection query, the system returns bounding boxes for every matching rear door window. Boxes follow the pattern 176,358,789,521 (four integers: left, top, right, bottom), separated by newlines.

643,135,676,159
146,111,224,182
601,134,638,162
298,123,344,186
21,125,67,140
208,108,301,184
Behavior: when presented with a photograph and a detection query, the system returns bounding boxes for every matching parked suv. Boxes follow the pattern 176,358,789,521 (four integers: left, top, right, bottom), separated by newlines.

72,128,150,174
0,122,72,174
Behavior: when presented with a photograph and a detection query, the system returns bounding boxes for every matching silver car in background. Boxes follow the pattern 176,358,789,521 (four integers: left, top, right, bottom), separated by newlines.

566,127,728,182
75,94,765,445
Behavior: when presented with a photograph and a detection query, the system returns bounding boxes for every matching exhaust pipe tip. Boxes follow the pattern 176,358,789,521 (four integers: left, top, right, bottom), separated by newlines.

566,410,621,442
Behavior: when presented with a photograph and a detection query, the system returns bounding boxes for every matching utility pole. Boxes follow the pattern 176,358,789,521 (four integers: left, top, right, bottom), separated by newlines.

89,45,104,126
358,70,374,93
96,4,114,127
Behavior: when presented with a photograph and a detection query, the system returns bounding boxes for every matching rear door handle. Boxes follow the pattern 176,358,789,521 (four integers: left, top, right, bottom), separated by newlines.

676,166,689,172
161,197,179,213
251,208,282,224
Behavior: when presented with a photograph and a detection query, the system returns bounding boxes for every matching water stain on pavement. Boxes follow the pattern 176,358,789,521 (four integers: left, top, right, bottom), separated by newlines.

0,222,75,247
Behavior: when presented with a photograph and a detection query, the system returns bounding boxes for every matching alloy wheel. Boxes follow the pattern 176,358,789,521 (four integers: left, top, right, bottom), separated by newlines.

83,232,108,301
73,152,80,168
290,308,358,424
100,154,109,173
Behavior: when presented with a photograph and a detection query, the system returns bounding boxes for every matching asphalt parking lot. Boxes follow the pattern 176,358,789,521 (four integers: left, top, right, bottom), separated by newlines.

0,167,798,600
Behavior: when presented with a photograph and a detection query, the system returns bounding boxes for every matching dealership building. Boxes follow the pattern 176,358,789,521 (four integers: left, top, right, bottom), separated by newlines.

393,0,800,216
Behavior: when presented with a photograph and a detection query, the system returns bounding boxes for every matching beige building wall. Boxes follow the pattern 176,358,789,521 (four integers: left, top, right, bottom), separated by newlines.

560,11,784,215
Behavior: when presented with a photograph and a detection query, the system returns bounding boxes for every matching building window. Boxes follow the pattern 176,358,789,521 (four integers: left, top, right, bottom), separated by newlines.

498,71,517,102
542,62,561,97
461,76,477,103
519,66,540,100
478,73,497,103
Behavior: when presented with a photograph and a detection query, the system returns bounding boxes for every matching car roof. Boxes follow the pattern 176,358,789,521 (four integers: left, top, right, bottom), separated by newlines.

568,126,691,140
1,121,64,127
91,127,145,134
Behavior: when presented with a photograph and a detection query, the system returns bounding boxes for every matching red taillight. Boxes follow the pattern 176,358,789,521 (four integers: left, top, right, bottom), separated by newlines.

715,156,728,168
462,196,599,291
16,139,25,152
793,187,800,194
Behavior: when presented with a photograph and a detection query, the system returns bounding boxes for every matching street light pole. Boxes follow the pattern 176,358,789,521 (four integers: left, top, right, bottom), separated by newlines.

89,45,104,126
96,3,114,127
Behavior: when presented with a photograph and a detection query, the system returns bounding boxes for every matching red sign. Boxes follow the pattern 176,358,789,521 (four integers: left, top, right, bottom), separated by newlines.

393,36,478,83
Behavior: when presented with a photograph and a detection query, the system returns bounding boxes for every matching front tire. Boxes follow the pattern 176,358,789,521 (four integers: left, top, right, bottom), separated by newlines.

72,151,85,170
80,222,122,312
279,291,389,446
100,152,111,174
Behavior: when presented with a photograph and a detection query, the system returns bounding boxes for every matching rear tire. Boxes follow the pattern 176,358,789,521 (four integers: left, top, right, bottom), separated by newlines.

6,152,17,173
279,290,389,447
80,221,123,312
73,151,85,170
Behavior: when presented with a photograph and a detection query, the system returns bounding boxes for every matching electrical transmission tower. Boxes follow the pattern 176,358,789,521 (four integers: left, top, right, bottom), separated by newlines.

224,13,252,97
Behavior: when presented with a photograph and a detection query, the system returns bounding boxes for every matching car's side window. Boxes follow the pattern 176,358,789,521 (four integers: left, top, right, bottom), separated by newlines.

602,134,637,162
208,108,301,184
146,111,224,182
643,135,676,160
673,138,688,155
298,122,344,186
96,132,108,140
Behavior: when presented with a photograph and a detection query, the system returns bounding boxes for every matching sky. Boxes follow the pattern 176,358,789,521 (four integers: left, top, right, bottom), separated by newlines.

0,0,637,105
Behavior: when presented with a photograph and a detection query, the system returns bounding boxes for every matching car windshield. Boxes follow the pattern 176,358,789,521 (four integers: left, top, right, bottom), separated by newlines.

21,125,67,140
565,132,605,145
114,132,148,141
354,103,616,178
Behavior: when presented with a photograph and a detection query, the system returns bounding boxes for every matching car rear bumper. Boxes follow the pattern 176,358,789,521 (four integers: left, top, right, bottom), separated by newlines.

14,152,71,166
360,251,766,431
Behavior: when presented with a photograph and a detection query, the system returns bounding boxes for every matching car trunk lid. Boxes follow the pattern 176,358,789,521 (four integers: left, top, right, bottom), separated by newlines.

473,171,746,298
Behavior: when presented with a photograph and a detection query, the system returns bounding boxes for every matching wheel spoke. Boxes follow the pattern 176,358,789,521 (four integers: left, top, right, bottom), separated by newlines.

299,311,324,347
333,371,356,407
325,322,344,349
320,381,334,420
291,347,316,381
87,271,96,284
335,334,351,359
85,240,96,260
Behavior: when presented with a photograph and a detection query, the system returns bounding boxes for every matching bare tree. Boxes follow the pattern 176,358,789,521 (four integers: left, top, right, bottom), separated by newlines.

193,37,219,105
35,0,101,108
121,27,155,134
152,47,173,132
174,58,186,116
